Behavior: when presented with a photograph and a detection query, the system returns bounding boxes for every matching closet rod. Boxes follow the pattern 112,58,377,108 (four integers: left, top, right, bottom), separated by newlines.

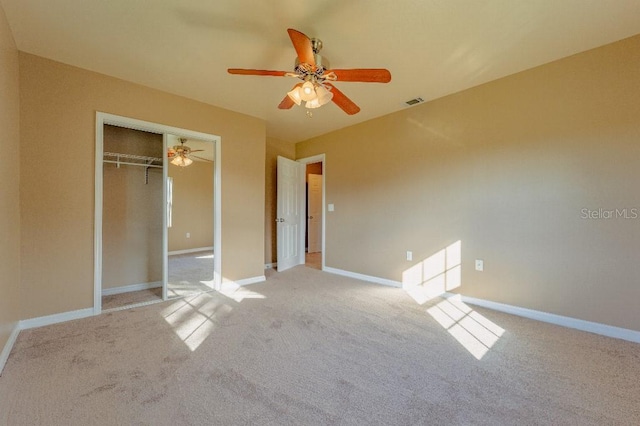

103,160,163,169
103,152,163,169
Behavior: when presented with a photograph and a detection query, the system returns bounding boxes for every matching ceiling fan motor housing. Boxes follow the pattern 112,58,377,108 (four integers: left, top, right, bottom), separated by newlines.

295,54,330,78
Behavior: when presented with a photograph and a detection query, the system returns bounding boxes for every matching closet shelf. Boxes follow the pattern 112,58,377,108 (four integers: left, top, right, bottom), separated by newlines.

103,152,163,169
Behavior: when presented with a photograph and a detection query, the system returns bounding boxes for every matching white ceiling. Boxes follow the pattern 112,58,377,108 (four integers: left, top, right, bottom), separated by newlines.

3,0,640,143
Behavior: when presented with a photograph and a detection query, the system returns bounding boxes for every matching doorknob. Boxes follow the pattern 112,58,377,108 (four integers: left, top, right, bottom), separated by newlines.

275,218,284,222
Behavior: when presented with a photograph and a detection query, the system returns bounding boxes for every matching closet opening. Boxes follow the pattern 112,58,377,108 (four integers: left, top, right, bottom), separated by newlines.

94,112,222,314
101,125,164,310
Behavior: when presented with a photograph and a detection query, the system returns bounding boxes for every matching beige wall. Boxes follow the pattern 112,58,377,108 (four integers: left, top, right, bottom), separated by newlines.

0,3,21,351
265,137,296,264
168,161,214,252
102,125,163,289
19,53,265,319
297,35,640,331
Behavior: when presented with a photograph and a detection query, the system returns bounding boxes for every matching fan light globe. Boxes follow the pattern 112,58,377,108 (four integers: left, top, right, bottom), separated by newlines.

300,81,317,102
315,85,333,106
305,98,322,109
287,87,303,105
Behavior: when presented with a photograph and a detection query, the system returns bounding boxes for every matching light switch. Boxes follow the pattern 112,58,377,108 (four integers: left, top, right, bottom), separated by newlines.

328,203,335,212
475,259,484,271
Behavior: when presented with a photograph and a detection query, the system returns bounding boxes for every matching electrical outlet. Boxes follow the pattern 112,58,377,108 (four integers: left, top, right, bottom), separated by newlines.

406,251,413,261
475,259,484,271
186,232,191,238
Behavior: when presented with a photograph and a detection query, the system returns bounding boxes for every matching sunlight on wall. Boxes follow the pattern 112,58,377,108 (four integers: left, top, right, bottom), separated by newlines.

402,240,462,304
401,240,504,359
427,295,505,360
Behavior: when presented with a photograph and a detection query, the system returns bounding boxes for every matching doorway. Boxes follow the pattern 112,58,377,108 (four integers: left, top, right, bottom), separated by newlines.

275,154,326,272
305,163,323,270
297,154,326,271
94,112,222,314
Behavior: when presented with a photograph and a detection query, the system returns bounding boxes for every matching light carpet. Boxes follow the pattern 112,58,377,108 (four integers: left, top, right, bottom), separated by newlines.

1,266,639,425
102,288,164,311
167,250,215,297
101,251,215,311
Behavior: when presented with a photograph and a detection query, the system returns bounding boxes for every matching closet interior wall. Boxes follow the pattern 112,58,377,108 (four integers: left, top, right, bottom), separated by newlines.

102,125,163,293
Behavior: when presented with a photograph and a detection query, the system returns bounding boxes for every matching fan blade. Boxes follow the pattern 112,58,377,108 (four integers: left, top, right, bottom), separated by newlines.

278,96,295,110
327,69,391,83
189,149,205,153
287,28,315,69
228,69,289,77
190,155,213,163
278,83,302,109
325,83,360,115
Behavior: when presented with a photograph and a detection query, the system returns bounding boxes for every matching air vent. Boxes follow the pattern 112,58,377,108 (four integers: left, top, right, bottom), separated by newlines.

404,97,424,106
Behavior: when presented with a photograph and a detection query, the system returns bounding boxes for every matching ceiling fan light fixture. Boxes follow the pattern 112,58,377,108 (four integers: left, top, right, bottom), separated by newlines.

171,155,193,167
300,81,317,102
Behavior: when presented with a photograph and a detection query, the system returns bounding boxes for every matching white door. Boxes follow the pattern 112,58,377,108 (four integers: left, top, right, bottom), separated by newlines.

277,156,305,271
307,173,322,253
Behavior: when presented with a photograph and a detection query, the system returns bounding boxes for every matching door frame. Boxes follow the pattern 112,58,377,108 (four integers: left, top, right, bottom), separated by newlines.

297,154,326,270
94,112,222,314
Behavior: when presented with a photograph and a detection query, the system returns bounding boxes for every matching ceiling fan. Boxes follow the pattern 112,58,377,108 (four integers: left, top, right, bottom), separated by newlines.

228,28,391,115
168,138,208,167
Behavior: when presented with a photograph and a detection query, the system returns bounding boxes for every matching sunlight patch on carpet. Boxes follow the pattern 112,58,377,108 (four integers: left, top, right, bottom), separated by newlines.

162,294,233,351
427,295,505,360
217,282,266,302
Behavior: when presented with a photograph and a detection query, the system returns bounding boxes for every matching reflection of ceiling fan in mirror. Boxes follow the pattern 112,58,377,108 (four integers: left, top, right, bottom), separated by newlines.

168,138,209,167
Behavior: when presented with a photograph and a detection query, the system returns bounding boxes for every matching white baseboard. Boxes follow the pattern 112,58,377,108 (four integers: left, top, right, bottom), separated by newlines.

319,266,640,344
0,322,20,375
324,266,402,288
101,281,162,296
168,247,214,256
20,307,95,330
445,293,640,344
235,275,266,286
265,263,277,269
